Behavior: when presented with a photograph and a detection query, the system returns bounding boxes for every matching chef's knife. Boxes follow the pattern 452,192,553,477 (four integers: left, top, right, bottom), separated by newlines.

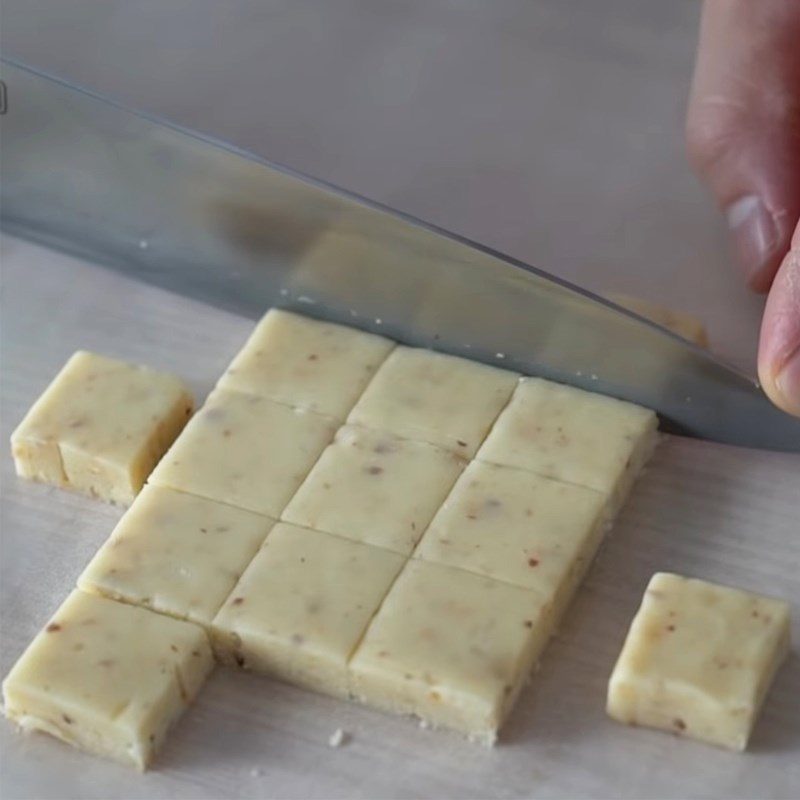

1,59,798,452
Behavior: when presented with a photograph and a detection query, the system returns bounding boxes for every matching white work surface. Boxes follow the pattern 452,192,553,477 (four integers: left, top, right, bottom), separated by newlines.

1,1,799,798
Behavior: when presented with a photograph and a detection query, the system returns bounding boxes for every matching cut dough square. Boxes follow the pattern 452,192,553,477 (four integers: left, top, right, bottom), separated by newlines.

217,309,395,419
212,523,405,698
607,573,791,751
347,346,519,457
148,389,337,516
78,485,275,626
414,461,605,618
282,425,466,555
349,559,551,742
11,351,193,505
476,377,657,509
2,589,213,770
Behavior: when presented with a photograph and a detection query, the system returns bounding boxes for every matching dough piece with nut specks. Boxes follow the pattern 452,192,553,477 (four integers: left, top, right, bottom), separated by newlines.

78,485,275,626
212,523,405,698
11,351,193,505
2,589,213,770
149,389,336,516
217,309,394,420
414,460,605,619
604,293,709,347
607,572,790,751
348,346,518,457
476,377,657,513
282,425,465,555
349,559,550,743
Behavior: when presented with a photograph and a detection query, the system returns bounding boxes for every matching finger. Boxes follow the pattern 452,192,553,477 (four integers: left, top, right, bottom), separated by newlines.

686,0,800,292
758,223,800,416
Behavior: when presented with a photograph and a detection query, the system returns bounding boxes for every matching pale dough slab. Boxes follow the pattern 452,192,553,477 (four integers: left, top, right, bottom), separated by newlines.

11,351,193,505
2,590,213,770
414,460,606,620
282,424,466,555
347,346,519,457
349,559,551,742
216,309,395,420
148,389,337,516
78,485,275,626
607,572,791,751
476,376,658,508
212,523,405,698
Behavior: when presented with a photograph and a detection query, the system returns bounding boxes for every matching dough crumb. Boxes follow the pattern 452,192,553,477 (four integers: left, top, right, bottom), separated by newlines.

328,728,350,748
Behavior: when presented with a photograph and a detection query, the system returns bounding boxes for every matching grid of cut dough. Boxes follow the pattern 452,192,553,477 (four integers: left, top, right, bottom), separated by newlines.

4,309,658,768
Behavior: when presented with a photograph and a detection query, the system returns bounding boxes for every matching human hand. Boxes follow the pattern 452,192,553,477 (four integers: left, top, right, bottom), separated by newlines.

686,0,800,416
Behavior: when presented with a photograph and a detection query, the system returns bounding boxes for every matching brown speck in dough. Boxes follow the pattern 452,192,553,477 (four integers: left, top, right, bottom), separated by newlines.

170,644,179,653
307,353,319,361
46,623,62,633
528,558,539,567
525,508,533,517
200,527,208,533
234,654,246,668
485,498,502,509
73,643,85,652
216,525,229,533
300,557,306,564
374,442,393,454
411,522,417,531
191,650,201,657
429,691,441,702
62,714,73,725
68,417,87,429
524,620,534,629
457,440,468,448
291,634,305,646
466,514,478,521
98,659,115,668
232,597,245,605
306,599,321,614
222,429,233,438
149,734,156,743
377,650,390,658
666,624,676,632
323,482,332,490
366,465,384,475
673,718,686,732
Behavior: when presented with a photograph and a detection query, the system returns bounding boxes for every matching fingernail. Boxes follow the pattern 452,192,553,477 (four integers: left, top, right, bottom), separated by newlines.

775,348,800,416
726,195,779,283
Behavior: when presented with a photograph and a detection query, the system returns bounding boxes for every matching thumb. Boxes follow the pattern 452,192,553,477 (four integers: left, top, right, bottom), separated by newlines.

758,224,800,417
686,0,800,293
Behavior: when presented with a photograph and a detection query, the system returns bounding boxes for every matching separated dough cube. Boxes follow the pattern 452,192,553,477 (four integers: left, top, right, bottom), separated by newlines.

149,389,336,516
2,589,213,770
78,485,275,626
607,573,791,751
11,351,193,505
212,523,405,698
349,560,551,742
282,425,466,555
217,309,395,419
414,461,605,620
476,377,657,510
348,347,519,457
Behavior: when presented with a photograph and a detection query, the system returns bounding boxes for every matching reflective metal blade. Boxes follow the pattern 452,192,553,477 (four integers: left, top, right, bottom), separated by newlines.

2,59,798,451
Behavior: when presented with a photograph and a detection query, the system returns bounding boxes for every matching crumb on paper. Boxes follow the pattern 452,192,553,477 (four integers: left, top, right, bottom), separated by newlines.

418,718,430,730
328,728,350,748
250,767,263,778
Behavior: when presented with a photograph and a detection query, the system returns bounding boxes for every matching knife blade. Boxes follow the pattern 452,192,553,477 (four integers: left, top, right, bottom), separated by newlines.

1,59,798,452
